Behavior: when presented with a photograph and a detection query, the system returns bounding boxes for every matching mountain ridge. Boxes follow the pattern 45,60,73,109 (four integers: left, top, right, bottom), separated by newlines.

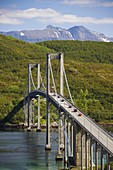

0,25,112,43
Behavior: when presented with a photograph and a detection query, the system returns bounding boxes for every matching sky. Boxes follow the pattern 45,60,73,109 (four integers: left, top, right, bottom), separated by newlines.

0,0,113,37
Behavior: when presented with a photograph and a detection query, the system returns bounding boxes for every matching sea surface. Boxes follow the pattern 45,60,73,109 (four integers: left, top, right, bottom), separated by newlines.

0,126,112,170
0,130,64,170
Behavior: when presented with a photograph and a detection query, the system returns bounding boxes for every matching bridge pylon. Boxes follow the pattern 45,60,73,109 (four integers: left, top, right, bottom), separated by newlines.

27,63,41,132
45,52,64,153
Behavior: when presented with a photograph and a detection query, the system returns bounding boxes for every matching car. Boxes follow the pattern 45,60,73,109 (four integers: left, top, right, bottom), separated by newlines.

78,113,82,116
73,108,77,112
68,105,72,108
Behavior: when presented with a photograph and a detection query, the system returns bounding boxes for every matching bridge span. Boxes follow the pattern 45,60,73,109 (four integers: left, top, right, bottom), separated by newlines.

0,52,113,169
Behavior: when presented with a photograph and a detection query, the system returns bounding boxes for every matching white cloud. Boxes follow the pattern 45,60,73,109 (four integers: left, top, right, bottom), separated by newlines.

102,2,113,7
63,0,96,5
0,8,60,25
0,9,22,25
0,8,113,25
63,0,113,7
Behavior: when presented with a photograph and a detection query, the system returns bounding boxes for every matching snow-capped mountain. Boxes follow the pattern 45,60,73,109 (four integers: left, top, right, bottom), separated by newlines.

68,26,110,42
0,25,112,43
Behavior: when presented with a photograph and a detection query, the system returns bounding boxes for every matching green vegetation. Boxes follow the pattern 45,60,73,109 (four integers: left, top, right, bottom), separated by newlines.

0,35,113,124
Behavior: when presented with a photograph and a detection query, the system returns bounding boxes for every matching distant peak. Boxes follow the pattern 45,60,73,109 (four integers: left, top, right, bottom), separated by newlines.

46,25,64,30
46,25,54,29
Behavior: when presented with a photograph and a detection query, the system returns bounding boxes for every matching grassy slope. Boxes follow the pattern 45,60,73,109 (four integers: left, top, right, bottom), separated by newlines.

0,35,54,122
0,35,113,124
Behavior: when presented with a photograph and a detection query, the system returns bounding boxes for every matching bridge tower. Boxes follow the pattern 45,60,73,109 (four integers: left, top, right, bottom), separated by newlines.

45,53,64,149
27,63,41,131
45,52,64,151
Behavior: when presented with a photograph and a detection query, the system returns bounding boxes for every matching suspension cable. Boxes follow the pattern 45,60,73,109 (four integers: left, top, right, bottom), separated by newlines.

49,59,57,94
40,73,46,90
30,68,37,90
63,64,74,105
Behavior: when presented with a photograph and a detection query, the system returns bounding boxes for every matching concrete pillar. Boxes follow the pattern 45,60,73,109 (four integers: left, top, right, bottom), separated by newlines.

75,125,82,166
45,53,51,150
73,124,91,169
64,116,68,164
60,52,64,96
31,99,34,126
73,124,86,168
60,117,64,150
56,112,63,160
36,96,41,132
85,132,88,170
27,64,31,130
63,115,69,170
37,64,41,132
70,120,73,157
86,134,91,169
101,147,104,170
90,137,93,170
59,53,64,150
81,129,86,170
106,153,110,170
95,141,98,170
67,121,71,156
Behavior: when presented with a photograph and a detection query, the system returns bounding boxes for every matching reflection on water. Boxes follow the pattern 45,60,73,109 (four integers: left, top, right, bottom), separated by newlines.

0,131,63,170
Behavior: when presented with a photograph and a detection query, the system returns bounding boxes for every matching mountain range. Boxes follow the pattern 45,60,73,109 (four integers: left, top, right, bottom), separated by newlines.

0,25,113,43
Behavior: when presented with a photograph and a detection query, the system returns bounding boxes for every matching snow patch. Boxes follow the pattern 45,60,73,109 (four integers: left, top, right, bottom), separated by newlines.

101,37,110,42
54,31,60,38
20,32,24,36
66,31,74,40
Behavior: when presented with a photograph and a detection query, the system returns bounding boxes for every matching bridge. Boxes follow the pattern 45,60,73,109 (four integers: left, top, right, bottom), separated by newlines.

0,53,113,169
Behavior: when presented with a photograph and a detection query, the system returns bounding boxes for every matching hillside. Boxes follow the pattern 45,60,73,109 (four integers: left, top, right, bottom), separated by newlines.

0,35,113,124
0,35,54,123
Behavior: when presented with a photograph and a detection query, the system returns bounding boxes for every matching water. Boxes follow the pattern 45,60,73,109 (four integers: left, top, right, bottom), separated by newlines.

0,130,64,170
0,126,112,170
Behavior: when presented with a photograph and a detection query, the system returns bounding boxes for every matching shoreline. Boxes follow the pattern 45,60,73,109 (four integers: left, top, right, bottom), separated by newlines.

0,122,113,129
0,123,59,131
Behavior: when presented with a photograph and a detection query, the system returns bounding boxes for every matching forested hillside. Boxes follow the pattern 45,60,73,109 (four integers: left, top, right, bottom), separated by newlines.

0,35,113,124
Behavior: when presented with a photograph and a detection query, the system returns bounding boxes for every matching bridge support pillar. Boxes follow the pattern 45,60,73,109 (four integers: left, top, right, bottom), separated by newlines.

73,124,91,169
27,64,31,131
45,53,51,150
95,141,98,170
59,53,64,151
70,120,73,157
56,112,63,160
60,117,64,150
64,115,69,169
106,153,110,170
36,96,41,132
90,136,93,170
45,100,51,150
36,64,41,132
101,147,104,170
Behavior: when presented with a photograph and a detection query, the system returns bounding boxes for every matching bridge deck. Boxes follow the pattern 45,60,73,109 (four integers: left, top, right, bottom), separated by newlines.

49,92,113,156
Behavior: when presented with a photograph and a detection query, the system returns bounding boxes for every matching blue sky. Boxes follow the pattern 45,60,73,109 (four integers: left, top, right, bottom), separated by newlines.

0,0,113,37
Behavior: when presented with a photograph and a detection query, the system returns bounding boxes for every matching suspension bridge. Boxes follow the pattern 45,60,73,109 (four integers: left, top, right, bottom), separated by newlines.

0,52,113,169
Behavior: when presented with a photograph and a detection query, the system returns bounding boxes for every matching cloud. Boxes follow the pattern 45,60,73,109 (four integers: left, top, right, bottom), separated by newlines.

63,0,113,7
0,8,113,25
0,9,22,25
102,2,113,7
0,8,60,25
63,0,96,5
